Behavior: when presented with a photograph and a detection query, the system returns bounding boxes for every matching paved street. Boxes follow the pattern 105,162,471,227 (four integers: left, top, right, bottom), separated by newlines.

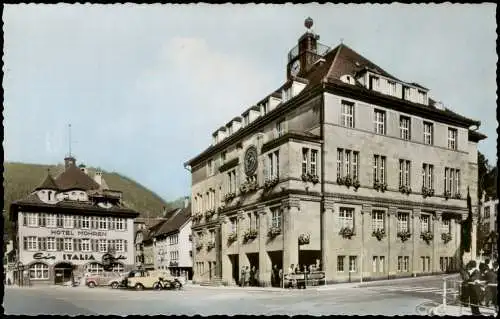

3,275,456,316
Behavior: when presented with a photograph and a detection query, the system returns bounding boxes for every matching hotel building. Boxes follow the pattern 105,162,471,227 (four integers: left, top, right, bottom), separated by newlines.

9,156,140,285
184,19,486,285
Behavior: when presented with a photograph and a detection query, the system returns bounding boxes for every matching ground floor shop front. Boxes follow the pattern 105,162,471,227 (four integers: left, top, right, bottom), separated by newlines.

193,195,470,286
11,260,134,286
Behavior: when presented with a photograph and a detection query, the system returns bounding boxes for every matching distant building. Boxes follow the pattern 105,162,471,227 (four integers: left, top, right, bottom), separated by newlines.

134,216,168,268
480,196,498,257
152,198,193,279
9,156,140,285
184,19,486,286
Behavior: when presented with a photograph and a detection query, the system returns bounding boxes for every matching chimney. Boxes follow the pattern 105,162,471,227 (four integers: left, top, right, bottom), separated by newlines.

184,196,189,209
64,156,76,170
94,169,102,185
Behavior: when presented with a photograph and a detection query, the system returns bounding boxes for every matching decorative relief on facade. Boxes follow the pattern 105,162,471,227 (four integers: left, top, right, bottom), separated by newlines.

243,146,258,177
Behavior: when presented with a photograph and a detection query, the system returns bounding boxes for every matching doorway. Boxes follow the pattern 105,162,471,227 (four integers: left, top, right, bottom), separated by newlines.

228,254,239,285
54,263,73,285
246,253,259,270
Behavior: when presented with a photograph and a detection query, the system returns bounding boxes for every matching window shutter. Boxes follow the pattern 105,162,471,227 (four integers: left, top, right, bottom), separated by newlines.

124,219,128,230
124,240,128,252
23,237,27,250
38,237,42,250
91,239,96,252
38,214,42,227
110,218,115,230
73,239,78,251
42,238,47,251
22,213,27,226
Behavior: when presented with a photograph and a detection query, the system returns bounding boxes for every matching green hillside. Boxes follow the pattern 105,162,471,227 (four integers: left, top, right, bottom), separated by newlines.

3,162,185,234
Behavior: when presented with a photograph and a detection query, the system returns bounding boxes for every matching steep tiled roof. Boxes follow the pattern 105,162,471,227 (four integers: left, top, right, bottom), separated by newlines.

143,219,169,242
35,172,59,191
154,204,191,238
55,165,100,191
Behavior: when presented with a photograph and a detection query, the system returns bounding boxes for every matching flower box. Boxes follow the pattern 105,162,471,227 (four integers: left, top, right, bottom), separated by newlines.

372,229,386,241
224,192,236,202
344,176,352,187
441,232,452,244
399,185,412,195
227,232,237,245
298,233,310,245
337,176,344,185
421,187,435,198
267,227,281,239
443,190,451,200
206,240,215,250
420,231,434,244
204,209,216,219
217,206,225,213
240,179,259,194
243,229,258,243
195,242,204,250
397,230,412,242
454,193,461,199
264,177,279,190
353,179,361,190
373,180,387,192
339,227,355,239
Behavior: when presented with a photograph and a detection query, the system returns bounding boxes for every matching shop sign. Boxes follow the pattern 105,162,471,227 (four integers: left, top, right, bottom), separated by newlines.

33,252,56,260
50,229,107,237
63,253,96,261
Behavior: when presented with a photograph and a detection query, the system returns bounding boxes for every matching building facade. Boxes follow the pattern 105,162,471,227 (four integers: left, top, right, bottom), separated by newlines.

9,156,140,285
152,199,193,279
184,19,486,286
479,197,498,258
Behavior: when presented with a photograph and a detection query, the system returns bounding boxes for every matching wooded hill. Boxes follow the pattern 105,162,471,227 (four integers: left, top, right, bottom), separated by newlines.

3,162,185,235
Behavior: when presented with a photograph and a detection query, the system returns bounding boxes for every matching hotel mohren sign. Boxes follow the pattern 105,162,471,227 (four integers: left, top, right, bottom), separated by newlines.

49,229,107,237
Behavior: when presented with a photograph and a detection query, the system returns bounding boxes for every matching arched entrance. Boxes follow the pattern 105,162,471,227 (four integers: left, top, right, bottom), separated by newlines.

54,262,73,285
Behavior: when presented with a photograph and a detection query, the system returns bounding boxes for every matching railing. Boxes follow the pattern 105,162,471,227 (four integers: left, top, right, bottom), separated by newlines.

287,43,331,63
442,276,498,315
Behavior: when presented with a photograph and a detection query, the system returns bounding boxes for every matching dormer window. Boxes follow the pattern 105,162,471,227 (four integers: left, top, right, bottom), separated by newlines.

207,159,214,176
276,119,285,137
417,90,427,104
369,75,379,91
261,103,268,116
403,86,411,101
227,124,233,135
387,80,396,96
340,75,355,85
283,87,292,103
243,114,249,126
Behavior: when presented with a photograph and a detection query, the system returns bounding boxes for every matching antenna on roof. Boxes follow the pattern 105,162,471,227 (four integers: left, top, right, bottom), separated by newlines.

68,124,72,157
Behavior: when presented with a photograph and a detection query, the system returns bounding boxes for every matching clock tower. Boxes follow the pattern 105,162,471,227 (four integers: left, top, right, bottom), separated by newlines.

286,17,323,79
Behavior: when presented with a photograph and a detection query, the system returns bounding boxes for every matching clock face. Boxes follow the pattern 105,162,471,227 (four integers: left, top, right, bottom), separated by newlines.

291,60,301,76
244,146,258,177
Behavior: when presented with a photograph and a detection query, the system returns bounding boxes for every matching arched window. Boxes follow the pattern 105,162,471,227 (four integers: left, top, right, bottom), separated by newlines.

29,263,49,280
112,263,124,273
85,262,104,274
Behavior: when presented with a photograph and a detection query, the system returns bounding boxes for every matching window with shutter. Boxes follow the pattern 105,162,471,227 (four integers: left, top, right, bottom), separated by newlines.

23,237,28,250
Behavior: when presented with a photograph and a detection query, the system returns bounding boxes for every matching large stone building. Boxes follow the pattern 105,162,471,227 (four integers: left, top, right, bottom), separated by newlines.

184,19,486,286
9,156,140,285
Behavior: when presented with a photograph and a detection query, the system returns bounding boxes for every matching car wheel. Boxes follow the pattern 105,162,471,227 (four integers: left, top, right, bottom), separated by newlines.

135,283,144,291
111,282,119,289
88,282,96,288
153,282,162,290
175,281,182,290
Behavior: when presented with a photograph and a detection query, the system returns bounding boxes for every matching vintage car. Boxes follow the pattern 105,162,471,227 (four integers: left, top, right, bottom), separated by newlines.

123,270,164,290
107,272,129,289
85,272,121,288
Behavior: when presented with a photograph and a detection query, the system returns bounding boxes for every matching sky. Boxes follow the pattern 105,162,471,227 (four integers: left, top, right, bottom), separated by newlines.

3,4,497,202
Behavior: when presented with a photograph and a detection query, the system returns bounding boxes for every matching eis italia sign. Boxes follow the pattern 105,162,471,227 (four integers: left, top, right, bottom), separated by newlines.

30,252,128,264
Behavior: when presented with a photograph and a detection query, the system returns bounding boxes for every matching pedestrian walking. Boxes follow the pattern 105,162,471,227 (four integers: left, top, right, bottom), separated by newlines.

278,268,283,288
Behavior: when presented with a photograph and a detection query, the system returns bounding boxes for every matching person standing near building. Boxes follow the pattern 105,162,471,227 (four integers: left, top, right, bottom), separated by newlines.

240,266,245,287
466,260,482,315
249,266,255,287
244,266,250,287
271,264,277,287
483,261,497,308
278,268,283,288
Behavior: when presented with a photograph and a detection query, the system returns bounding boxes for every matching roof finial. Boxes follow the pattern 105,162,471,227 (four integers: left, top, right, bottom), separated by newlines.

304,17,313,32
340,38,344,44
